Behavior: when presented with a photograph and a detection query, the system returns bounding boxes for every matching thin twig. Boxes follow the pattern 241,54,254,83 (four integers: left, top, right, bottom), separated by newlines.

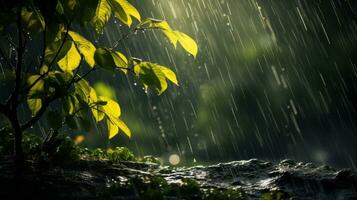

0,47,14,68
6,35,18,49
112,27,139,49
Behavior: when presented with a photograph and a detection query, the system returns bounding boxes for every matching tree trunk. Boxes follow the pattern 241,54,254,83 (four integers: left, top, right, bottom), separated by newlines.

9,113,24,170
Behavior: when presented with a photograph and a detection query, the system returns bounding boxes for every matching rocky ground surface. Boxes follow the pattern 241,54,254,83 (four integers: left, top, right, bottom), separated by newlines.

0,159,356,199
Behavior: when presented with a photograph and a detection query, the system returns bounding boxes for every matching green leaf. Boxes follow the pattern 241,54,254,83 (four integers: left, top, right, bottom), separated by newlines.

27,75,45,116
98,96,121,118
63,95,80,115
162,30,179,48
107,117,131,139
69,31,96,67
27,75,45,99
112,51,128,73
107,118,131,139
134,62,179,94
27,99,42,116
44,38,72,68
94,48,127,71
21,8,45,33
91,0,112,34
174,31,198,58
109,0,141,27
94,48,116,71
139,18,170,30
57,41,81,72
157,65,179,86
74,0,99,24
74,79,91,103
89,87,105,122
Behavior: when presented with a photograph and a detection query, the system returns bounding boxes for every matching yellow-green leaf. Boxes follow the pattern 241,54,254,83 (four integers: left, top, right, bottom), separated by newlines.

57,42,81,72
94,48,116,71
27,98,42,116
21,8,45,33
27,75,44,115
63,95,79,115
139,18,170,30
112,51,128,73
107,117,131,139
109,0,141,27
174,31,198,58
89,87,105,122
69,31,96,67
134,62,168,95
44,36,72,67
98,96,121,118
27,75,45,98
107,119,119,139
163,30,179,48
157,65,178,86
92,0,112,34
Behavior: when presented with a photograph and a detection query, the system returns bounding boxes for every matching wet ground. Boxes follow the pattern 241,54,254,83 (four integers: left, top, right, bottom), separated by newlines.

0,159,356,199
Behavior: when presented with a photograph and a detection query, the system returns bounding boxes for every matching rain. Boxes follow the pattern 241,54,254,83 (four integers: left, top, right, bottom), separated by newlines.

1,0,357,169
67,0,357,169
2,0,357,199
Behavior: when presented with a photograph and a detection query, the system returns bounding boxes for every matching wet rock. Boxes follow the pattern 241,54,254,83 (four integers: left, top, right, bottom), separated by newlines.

0,159,356,199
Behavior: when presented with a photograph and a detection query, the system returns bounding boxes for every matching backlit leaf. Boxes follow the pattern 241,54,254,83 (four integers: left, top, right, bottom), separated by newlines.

58,41,81,72
27,99,42,116
134,62,168,94
98,96,121,118
109,0,141,27
89,87,105,122
107,117,131,139
139,18,170,30
69,31,96,67
92,0,111,34
157,65,179,86
174,31,198,58
27,74,45,116
112,51,128,73
44,38,72,68
163,30,178,48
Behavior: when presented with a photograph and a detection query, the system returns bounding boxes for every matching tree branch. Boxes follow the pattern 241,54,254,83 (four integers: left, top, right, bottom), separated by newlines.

112,27,139,49
9,7,25,108
21,21,71,95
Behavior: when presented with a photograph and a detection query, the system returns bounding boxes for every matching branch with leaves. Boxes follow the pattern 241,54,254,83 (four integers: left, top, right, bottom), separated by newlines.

0,0,198,162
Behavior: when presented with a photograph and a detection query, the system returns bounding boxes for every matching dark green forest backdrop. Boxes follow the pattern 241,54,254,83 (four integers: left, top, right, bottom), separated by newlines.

1,0,357,168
